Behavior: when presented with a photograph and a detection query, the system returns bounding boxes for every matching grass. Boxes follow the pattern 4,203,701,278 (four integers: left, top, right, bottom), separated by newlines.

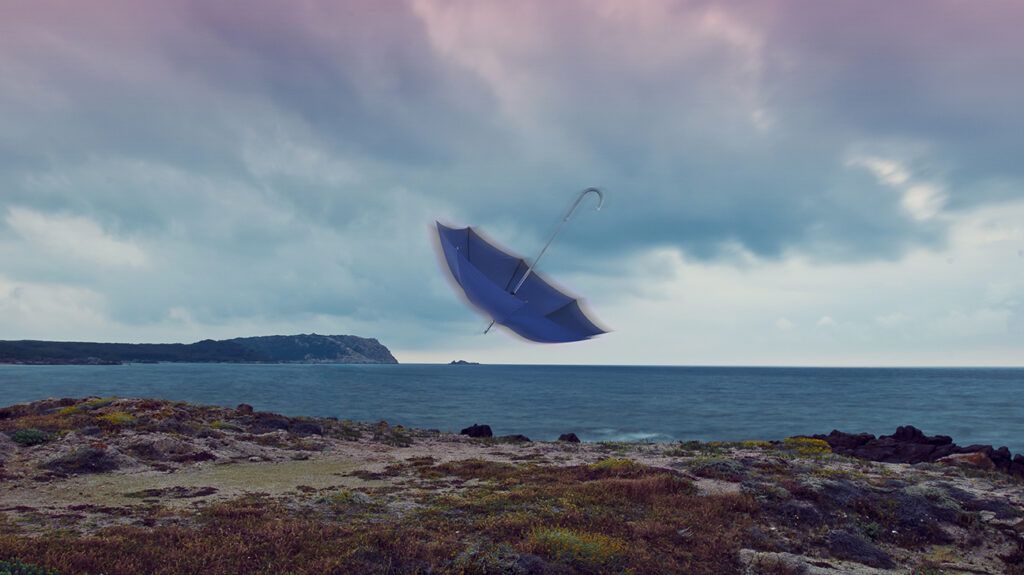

0,459,755,575
528,527,627,571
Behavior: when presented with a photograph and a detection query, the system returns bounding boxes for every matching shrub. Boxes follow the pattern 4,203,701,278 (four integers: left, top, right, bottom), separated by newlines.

0,559,58,575
8,429,51,447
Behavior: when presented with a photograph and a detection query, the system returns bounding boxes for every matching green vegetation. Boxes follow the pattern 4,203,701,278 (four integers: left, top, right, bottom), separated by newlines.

528,527,626,571
8,429,51,447
587,457,641,473
781,437,832,457
0,459,753,574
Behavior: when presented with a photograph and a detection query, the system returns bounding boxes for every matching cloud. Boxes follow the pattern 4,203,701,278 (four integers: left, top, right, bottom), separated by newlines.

0,1,1021,364
5,207,147,267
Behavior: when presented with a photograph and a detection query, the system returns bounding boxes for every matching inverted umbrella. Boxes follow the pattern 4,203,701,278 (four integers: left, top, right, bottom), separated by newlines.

436,188,606,343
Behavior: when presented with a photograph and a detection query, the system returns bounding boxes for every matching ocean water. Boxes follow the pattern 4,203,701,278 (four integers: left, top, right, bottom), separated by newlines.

2,364,1023,452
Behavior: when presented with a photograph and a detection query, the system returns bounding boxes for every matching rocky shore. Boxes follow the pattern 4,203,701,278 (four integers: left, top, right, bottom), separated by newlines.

1,397,1023,574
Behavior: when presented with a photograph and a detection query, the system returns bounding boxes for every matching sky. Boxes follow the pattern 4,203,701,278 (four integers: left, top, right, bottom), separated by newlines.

1,0,1022,366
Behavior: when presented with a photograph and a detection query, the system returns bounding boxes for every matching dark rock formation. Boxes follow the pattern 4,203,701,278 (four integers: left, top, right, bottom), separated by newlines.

558,433,581,443
236,404,254,415
448,360,480,365
499,434,531,443
460,424,493,438
810,425,1024,478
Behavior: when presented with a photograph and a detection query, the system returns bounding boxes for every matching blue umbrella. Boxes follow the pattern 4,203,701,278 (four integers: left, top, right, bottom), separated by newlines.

436,188,607,343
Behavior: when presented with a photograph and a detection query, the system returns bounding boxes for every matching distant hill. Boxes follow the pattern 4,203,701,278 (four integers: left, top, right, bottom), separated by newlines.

0,334,398,365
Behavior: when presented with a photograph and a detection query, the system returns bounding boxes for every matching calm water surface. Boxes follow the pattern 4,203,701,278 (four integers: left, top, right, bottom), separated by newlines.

1,364,1022,451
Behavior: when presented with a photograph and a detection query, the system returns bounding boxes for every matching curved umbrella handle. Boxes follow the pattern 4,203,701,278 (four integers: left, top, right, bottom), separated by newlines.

564,187,604,221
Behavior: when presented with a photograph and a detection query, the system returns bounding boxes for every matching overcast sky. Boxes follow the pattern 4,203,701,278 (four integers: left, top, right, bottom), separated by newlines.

1,1,1022,365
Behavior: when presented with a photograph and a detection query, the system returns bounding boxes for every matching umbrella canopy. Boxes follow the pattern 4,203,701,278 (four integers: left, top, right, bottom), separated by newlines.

436,217,606,343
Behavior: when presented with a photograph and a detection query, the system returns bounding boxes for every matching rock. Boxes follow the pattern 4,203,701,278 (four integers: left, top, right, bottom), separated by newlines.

939,451,996,471
812,426,1024,478
500,434,531,443
460,424,493,438
558,433,581,443
236,403,254,415
825,530,894,569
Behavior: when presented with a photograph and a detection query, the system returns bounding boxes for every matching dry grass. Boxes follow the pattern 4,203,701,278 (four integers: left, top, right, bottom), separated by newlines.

0,458,756,575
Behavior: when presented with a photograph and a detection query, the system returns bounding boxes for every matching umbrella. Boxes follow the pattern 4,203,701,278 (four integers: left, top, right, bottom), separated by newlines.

435,188,607,343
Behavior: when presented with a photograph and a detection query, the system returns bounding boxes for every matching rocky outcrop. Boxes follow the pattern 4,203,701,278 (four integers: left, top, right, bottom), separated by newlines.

558,433,580,443
810,425,1024,478
226,334,398,364
460,424,493,438
0,333,398,364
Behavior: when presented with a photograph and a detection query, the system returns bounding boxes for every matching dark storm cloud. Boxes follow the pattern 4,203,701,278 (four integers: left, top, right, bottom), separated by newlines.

1,0,1021,346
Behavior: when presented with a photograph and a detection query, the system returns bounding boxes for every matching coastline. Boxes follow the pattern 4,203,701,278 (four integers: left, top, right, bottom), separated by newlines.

1,397,1023,574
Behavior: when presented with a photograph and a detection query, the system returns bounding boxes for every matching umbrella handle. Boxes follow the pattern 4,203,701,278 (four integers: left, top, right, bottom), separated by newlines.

509,187,603,295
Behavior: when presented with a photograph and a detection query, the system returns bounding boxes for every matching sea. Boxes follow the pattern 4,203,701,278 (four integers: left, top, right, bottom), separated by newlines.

2,364,1023,453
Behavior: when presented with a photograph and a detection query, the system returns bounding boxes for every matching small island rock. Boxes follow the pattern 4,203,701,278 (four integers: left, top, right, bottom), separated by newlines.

460,424,493,438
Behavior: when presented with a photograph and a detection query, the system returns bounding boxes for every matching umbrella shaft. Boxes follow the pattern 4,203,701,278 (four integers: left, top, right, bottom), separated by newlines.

511,217,568,295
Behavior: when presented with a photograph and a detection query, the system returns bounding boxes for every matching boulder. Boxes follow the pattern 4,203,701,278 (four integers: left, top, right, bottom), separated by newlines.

460,424,493,438
558,433,581,443
500,434,531,443
939,451,996,471
236,403,254,415
811,425,1024,477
